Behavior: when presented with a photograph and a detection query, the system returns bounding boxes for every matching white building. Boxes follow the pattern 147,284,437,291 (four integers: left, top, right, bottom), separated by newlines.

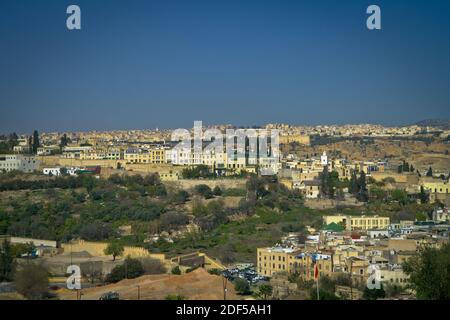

0,154,39,173
432,207,449,222
43,167,78,176
367,230,390,238
321,151,328,166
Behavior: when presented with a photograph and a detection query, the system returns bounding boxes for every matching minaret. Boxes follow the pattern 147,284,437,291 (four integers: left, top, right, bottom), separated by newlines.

321,151,328,166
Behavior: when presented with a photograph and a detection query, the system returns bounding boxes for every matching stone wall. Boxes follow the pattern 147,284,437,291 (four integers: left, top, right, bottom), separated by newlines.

62,240,165,261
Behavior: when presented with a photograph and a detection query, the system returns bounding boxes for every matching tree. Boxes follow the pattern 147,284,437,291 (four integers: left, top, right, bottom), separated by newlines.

59,133,70,149
357,171,368,202
80,222,116,241
384,283,403,298
403,242,450,300
212,186,222,196
320,165,330,198
349,170,359,195
171,266,181,275
363,285,385,300
234,278,251,295
419,186,428,204
171,190,189,204
14,263,49,299
82,175,96,194
160,211,189,230
194,184,214,199
32,130,40,154
426,167,433,177
11,242,35,258
257,284,273,300
0,239,15,282
391,189,409,205
105,256,145,283
104,241,124,261
182,165,213,179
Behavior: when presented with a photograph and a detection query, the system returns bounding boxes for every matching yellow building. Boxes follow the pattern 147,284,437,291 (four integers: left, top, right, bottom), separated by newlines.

257,247,301,277
422,179,450,204
257,247,334,280
323,215,390,231
149,148,166,164
124,148,166,164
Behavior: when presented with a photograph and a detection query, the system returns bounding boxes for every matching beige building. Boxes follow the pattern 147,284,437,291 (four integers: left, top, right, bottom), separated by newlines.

279,134,310,146
323,215,390,231
124,148,166,164
380,267,409,287
0,154,39,173
422,179,450,205
257,247,301,277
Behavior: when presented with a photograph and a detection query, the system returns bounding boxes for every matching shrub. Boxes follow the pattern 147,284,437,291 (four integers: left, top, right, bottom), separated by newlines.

14,263,49,299
171,266,181,275
105,257,145,283
234,278,251,295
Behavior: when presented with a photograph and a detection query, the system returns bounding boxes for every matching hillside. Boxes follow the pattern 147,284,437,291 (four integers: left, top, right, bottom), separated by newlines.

58,268,241,300
414,118,450,129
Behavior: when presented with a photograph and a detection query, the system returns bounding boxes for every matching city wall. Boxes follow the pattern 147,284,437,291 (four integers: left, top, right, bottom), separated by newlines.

62,240,166,261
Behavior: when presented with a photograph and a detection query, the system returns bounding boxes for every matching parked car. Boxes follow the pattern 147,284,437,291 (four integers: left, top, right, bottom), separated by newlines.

99,291,120,300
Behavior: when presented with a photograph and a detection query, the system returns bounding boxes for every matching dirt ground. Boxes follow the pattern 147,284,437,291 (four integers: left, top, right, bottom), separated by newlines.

58,268,241,300
0,292,25,300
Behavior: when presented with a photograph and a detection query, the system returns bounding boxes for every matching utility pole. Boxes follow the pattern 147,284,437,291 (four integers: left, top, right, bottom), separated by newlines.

137,285,140,300
222,276,228,300
316,278,320,300
350,259,353,300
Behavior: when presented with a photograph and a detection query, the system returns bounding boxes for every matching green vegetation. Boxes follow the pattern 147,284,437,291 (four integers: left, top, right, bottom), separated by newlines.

0,173,171,241
309,275,340,300
0,166,439,268
31,130,40,155
319,165,347,199
182,165,214,179
234,278,251,295
256,284,273,300
104,241,125,261
221,188,246,197
14,263,49,299
363,285,386,300
403,242,450,300
0,133,19,154
171,266,181,275
105,256,145,283
0,239,15,281
397,160,414,173
194,184,214,199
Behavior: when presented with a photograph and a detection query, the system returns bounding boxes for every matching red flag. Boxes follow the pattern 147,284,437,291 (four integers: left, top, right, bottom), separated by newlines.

314,263,319,280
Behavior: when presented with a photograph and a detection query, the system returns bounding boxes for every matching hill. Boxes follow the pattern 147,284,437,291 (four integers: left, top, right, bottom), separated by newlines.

58,268,241,300
414,118,450,129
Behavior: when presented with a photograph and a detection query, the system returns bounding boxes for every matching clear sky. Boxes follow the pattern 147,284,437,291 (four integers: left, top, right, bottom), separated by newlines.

1,0,450,133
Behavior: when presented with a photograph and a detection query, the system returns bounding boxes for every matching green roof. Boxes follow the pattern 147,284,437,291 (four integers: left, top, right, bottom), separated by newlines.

323,222,344,232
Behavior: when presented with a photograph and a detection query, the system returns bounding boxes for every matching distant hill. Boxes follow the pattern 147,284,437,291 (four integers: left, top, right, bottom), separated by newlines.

414,118,450,129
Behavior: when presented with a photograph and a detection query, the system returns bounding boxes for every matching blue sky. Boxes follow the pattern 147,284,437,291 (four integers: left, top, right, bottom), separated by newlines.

1,0,450,133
